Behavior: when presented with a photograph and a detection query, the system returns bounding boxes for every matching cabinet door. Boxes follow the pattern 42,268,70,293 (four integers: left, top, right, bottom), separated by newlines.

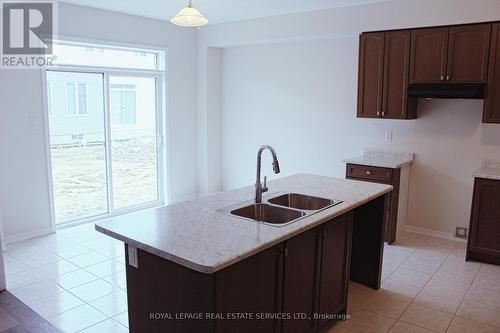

467,178,500,264
215,245,283,333
358,32,385,118
317,214,353,328
484,23,500,123
382,30,412,119
282,228,321,333
447,24,491,83
410,28,449,83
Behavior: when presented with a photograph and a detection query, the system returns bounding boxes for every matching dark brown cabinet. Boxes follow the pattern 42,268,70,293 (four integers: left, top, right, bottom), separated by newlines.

467,178,500,265
358,21,500,122
358,31,415,119
216,245,283,333
383,30,416,119
317,215,352,328
484,23,500,123
282,227,321,333
410,28,449,83
346,164,400,244
358,32,385,118
447,24,491,83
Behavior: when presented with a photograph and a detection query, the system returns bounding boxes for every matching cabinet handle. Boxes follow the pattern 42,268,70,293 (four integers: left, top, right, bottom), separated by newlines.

381,112,385,117
446,75,450,80
440,75,445,81
376,111,381,117
366,170,372,175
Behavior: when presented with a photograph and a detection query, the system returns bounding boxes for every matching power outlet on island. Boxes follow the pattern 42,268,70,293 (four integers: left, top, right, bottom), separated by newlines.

385,130,393,143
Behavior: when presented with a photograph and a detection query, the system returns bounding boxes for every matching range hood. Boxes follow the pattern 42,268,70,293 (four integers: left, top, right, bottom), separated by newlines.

408,84,485,99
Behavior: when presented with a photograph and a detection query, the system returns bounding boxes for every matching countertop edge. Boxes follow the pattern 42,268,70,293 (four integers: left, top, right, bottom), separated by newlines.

95,186,393,274
343,158,412,169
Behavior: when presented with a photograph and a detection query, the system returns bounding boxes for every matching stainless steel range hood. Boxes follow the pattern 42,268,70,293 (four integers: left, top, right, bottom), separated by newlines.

408,84,485,99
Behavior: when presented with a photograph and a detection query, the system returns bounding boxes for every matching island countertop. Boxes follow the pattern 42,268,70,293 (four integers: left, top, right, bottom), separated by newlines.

95,173,392,274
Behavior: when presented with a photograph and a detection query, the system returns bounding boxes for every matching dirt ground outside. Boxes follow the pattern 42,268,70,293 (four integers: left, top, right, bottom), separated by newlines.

50,137,158,223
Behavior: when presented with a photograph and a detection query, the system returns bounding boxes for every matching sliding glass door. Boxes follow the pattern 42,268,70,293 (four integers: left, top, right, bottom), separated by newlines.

46,70,163,225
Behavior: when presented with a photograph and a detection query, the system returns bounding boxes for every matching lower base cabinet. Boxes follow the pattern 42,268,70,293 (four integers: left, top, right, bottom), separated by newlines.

467,178,500,265
126,212,354,333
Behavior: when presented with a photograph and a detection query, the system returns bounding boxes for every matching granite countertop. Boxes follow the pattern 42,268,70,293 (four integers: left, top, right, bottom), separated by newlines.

473,159,500,180
95,173,392,274
344,148,414,169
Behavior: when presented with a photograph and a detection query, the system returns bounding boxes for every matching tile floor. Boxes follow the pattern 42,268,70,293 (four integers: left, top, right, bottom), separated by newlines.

3,225,500,333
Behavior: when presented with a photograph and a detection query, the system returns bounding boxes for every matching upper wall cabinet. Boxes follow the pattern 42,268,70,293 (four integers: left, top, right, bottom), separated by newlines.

358,31,416,119
358,21,500,123
410,28,449,83
358,32,385,119
447,24,491,83
484,23,500,123
410,25,491,84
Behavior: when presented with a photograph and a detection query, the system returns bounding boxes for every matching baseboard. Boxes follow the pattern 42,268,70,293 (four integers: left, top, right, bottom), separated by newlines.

4,228,54,245
406,225,467,244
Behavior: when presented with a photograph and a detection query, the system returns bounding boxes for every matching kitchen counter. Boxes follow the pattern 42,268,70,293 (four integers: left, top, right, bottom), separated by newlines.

343,148,414,169
473,159,500,180
96,173,392,273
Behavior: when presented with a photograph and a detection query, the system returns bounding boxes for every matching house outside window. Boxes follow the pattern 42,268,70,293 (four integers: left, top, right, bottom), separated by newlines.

111,84,137,125
66,82,88,115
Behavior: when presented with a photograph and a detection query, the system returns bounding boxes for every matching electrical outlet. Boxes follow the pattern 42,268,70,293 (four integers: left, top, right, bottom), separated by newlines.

455,227,468,240
385,130,393,142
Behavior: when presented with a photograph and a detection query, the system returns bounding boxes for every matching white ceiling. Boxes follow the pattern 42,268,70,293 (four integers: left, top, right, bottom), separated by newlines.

60,0,387,25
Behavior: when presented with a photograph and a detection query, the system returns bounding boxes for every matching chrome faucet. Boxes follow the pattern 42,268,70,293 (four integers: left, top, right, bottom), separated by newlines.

255,145,280,203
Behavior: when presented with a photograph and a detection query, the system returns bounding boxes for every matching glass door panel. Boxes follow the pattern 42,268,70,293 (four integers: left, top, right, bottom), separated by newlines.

109,76,158,209
46,71,108,223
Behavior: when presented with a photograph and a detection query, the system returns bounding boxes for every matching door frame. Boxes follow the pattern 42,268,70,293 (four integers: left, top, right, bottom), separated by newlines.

40,39,168,231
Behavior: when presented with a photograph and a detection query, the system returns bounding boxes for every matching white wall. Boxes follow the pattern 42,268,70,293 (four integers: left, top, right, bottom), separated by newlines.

198,0,500,235
0,3,198,241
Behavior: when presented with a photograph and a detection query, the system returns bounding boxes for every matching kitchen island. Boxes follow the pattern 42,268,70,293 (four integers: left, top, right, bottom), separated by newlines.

96,174,392,333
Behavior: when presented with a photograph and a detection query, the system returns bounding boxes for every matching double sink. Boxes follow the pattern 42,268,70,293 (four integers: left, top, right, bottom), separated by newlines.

218,193,343,226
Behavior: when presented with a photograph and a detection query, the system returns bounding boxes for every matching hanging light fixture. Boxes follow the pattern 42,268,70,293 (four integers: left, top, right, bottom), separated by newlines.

171,0,208,27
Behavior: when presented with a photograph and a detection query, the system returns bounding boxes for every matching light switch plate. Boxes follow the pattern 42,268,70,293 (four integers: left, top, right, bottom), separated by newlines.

128,246,138,268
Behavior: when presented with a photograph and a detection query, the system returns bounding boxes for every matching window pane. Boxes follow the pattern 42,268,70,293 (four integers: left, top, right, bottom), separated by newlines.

66,83,76,115
78,83,87,114
47,82,52,115
53,43,160,70
109,76,158,209
47,71,108,223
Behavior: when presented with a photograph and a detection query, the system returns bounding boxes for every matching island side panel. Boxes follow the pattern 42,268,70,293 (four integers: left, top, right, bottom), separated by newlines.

125,245,215,333
349,195,386,289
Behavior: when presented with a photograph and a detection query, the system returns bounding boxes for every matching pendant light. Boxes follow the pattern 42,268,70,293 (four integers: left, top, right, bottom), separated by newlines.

171,0,208,27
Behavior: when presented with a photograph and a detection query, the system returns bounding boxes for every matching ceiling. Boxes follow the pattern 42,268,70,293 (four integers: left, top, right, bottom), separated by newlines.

60,0,387,25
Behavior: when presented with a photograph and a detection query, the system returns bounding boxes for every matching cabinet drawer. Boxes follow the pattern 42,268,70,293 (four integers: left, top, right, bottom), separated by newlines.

346,164,393,183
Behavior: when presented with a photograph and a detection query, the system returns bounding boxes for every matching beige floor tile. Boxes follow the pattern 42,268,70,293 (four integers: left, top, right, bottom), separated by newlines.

340,309,396,333
447,316,500,333
360,294,410,319
6,269,45,290
414,288,463,314
113,311,129,328
103,270,127,290
379,279,422,301
84,259,124,278
425,276,471,299
51,269,99,290
35,260,80,279
465,284,500,308
348,282,375,308
78,318,129,333
400,304,453,333
68,279,117,302
49,304,107,333
389,321,434,333
388,267,433,287
10,279,63,305
28,290,85,318
457,299,500,328
66,251,109,268
89,290,128,317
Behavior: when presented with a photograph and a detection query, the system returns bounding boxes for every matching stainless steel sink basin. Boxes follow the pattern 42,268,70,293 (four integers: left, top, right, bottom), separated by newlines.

268,193,335,210
217,192,343,227
231,203,305,224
